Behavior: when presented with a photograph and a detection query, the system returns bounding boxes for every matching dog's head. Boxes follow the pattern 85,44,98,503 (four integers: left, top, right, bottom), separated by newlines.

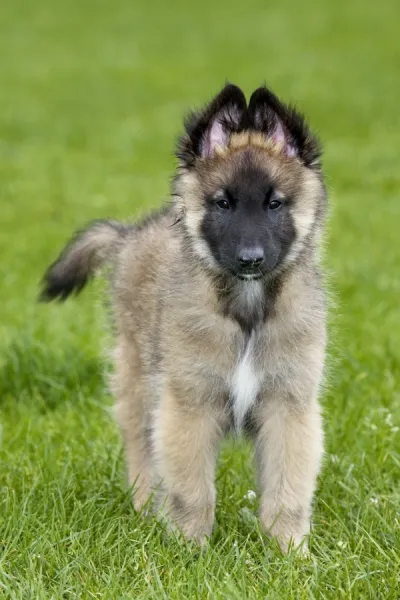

174,84,326,280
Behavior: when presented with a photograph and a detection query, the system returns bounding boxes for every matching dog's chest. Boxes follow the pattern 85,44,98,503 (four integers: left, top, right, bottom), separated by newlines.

230,332,262,429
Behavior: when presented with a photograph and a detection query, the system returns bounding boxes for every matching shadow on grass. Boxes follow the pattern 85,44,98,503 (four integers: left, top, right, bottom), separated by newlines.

0,336,105,410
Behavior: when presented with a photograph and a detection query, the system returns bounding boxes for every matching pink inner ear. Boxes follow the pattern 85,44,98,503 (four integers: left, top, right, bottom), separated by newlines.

272,119,297,157
202,117,228,158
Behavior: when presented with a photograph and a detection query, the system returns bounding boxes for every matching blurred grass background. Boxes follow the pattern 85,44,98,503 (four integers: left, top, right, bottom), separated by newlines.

0,0,399,597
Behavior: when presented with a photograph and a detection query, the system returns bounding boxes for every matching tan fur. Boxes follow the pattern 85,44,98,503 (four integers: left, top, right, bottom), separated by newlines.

215,131,286,158
108,145,325,549
43,131,327,551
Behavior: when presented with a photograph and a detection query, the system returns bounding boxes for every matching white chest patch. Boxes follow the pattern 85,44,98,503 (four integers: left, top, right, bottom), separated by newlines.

231,332,262,430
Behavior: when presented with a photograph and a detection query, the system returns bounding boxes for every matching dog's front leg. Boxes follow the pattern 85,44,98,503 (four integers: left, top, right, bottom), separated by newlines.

152,383,222,544
254,395,324,553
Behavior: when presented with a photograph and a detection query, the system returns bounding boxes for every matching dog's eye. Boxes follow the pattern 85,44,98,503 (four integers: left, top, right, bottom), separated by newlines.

216,197,230,210
265,188,284,211
269,198,283,210
267,189,284,211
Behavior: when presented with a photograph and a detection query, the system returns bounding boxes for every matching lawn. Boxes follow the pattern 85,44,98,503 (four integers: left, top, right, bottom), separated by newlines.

0,0,399,597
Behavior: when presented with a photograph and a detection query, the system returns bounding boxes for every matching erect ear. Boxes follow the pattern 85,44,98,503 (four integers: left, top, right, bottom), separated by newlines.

177,84,247,166
248,87,321,168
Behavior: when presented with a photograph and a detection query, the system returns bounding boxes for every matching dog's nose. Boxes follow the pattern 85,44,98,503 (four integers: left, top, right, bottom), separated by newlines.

237,247,264,268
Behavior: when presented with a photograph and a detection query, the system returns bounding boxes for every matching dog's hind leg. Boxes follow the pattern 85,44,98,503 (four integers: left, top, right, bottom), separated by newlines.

112,336,152,512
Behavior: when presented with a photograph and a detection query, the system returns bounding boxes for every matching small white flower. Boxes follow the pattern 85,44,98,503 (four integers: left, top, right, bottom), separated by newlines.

337,540,347,549
385,413,393,426
243,490,257,501
370,497,379,505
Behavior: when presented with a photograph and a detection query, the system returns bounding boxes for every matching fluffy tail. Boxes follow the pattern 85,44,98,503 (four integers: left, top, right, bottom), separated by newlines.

39,220,131,301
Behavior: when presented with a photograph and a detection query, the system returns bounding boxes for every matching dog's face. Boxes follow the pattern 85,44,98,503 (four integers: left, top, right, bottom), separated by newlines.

174,85,325,280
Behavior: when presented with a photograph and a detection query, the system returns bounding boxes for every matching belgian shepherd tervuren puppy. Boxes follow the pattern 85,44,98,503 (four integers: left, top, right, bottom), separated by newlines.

41,84,327,552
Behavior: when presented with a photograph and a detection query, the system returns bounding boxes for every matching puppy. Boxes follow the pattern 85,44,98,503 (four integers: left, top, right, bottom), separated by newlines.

41,84,327,551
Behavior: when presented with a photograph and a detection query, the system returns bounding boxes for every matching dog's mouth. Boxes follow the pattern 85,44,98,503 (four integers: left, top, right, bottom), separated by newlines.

232,261,279,281
237,272,263,281
221,257,278,281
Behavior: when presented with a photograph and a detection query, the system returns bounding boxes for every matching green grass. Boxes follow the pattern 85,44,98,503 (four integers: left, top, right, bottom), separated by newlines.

1,0,399,597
